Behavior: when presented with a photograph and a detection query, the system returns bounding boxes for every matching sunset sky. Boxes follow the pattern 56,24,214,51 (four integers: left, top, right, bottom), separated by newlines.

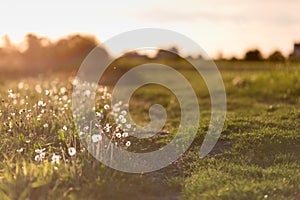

0,0,299,58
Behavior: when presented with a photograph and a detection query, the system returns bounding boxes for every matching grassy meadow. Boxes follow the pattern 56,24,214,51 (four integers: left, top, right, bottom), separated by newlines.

0,61,299,199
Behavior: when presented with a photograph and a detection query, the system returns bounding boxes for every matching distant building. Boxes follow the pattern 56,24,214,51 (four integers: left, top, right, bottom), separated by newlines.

122,51,149,59
290,43,300,60
154,46,180,60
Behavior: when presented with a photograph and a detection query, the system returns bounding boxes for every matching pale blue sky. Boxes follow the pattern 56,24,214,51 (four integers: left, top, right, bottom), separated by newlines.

0,0,299,58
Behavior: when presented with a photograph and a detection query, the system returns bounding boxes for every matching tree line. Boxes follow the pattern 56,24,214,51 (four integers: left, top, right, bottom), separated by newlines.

230,49,287,62
0,33,298,77
0,34,105,75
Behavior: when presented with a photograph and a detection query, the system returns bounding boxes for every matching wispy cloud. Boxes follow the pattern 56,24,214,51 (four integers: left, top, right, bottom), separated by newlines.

129,0,300,27
131,10,246,23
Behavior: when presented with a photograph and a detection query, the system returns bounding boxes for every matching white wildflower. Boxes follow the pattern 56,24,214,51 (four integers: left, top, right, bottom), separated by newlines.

35,148,46,154
51,154,60,164
16,148,24,153
38,100,46,107
35,155,42,162
122,132,129,137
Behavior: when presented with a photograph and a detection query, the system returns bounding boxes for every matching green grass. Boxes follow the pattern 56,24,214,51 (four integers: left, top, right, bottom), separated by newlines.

0,61,300,199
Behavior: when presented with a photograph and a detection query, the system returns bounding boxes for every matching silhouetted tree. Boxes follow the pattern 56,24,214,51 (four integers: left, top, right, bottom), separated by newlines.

121,51,149,60
51,34,99,70
167,46,179,55
196,54,203,60
0,35,22,67
23,34,46,71
267,50,285,62
216,51,224,61
0,33,108,77
244,49,263,61
2,34,15,51
230,56,238,61
186,55,194,60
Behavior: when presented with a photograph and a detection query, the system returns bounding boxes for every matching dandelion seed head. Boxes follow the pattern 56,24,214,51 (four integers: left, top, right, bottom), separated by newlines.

18,82,24,90
79,131,85,136
40,152,46,158
68,147,76,156
121,110,127,115
92,134,102,143
84,90,91,97
38,100,46,107
17,148,24,153
116,133,122,138
63,125,68,131
60,87,67,94
35,155,42,162
122,132,128,137
73,79,78,85
104,104,110,110
96,112,102,117
8,93,14,98
113,106,120,113
20,99,25,105
126,124,131,128
35,85,42,94
45,90,50,96
126,141,131,147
